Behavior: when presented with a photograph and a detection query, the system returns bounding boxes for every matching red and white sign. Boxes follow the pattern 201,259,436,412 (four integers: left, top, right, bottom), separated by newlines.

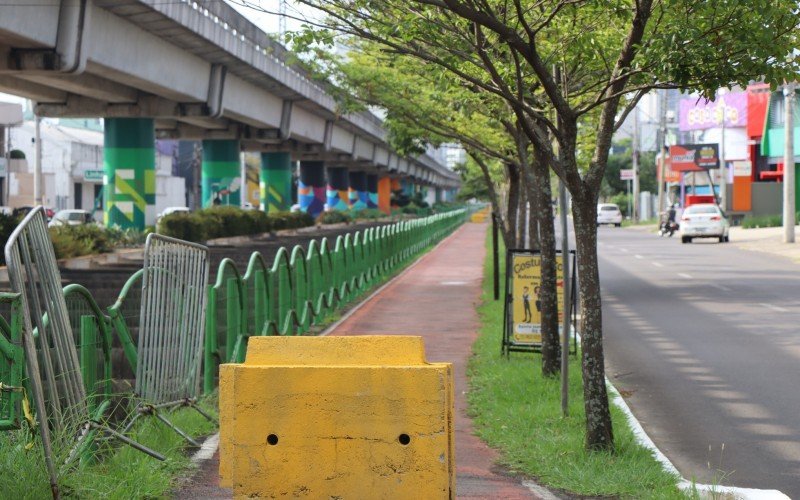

619,169,634,181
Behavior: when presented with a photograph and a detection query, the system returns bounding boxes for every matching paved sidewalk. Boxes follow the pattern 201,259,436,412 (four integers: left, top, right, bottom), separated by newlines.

329,222,545,499
175,221,550,499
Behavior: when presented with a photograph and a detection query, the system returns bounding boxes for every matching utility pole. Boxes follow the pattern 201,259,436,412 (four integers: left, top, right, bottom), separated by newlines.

657,89,668,214
632,105,640,222
34,115,43,206
719,97,727,211
783,82,795,243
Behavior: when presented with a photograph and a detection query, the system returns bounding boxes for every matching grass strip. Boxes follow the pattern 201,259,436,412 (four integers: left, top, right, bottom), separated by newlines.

0,394,218,498
467,230,687,498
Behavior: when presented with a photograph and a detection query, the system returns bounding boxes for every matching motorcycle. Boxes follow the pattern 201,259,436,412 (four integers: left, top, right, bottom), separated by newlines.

658,211,679,237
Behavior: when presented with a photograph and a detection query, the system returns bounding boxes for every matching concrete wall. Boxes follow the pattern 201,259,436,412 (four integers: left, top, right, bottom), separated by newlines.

751,182,783,216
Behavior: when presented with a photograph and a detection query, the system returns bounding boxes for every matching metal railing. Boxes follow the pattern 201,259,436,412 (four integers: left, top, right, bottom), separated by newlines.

0,207,467,494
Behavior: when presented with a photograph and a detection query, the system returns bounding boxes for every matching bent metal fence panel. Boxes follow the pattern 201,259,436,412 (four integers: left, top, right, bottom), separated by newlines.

124,234,214,446
5,208,163,497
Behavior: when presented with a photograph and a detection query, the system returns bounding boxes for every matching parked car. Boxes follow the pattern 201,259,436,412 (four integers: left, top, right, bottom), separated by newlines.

156,206,190,224
597,203,623,227
679,203,730,243
48,209,96,227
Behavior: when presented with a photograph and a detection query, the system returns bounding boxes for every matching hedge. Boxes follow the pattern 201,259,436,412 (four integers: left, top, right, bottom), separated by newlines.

157,207,314,242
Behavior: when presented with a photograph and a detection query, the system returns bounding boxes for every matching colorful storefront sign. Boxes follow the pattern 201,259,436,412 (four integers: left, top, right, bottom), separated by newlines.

679,92,747,131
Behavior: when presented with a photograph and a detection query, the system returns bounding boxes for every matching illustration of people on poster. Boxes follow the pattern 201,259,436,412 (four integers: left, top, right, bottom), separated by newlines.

511,253,564,344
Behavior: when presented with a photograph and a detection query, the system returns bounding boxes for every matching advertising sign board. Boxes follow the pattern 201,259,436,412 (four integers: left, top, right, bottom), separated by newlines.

679,92,747,131
502,249,577,354
669,144,720,172
619,169,634,181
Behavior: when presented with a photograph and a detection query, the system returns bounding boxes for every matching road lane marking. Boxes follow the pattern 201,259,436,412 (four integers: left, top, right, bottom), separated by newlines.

652,262,663,267
709,283,731,292
760,303,788,313
634,254,644,259
620,248,629,253
678,273,693,279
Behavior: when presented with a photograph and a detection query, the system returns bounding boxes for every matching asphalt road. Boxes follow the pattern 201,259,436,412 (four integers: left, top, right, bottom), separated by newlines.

597,226,800,495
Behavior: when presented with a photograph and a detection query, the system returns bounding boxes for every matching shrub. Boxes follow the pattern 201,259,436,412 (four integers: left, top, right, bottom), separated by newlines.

352,208,386,220
157,207,314,242
8,149,25,160
49,224,113,259
741,214,782,229
318,210,352,225
270,211,314,231
158,213,207,242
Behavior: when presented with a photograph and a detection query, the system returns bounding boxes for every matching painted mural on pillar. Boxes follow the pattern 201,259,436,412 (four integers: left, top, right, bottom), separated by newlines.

348,171,368,210
326,187,350,210
260,152,293,213
326,167,350,211
299,182,326,217
103,118,156,230
202,140,241,207
366,175,379,209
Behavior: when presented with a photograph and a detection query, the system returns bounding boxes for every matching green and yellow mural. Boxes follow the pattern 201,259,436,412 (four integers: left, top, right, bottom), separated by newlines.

103,118,155,230
202,140,241,207
260,152,293,213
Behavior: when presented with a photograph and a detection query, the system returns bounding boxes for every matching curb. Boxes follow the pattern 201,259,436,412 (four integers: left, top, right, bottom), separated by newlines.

606,379,789,499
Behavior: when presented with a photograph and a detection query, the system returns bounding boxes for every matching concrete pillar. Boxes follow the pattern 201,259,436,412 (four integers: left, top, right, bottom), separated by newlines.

402,179,414,197
435,188,443,204
103,118,155,230
390,179,402,209
260,152,292,213
326,166,350,211
348,171,368,210
202,140,241,207
425,186,436,206
366,174,379,209
299,160,326,217
377,177,392,214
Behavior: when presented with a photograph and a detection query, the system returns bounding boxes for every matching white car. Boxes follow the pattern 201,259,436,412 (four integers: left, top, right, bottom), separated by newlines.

156,206,189,221
680,203,730,243
597,203,623,227
48,209,96,227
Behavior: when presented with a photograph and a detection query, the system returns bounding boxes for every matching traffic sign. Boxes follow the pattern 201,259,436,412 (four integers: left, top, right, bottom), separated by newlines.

620,169,634,180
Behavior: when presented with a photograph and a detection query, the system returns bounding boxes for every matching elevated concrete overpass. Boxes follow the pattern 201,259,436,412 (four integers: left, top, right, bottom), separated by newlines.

0,0,459,227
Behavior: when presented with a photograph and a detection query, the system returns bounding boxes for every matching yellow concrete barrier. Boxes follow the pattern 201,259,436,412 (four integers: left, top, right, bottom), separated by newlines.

220,336,454,498
470,207,491,223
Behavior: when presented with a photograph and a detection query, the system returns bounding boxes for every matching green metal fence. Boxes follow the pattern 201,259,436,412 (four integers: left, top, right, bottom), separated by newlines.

202,209,467,392
0,208,467,443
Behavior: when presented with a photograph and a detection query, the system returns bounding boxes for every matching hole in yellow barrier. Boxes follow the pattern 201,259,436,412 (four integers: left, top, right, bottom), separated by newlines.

267,434,279,445
398,434,410,445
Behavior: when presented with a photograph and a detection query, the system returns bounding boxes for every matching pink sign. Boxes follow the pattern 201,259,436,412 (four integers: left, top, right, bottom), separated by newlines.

679,92,747,131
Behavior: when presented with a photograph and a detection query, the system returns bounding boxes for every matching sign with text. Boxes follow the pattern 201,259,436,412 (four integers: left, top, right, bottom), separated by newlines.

502,249,577,355
733,160,752,177
669,144,720,172
509,252,565,345
83,169,104,181
619,169,634,181
679,92,747,131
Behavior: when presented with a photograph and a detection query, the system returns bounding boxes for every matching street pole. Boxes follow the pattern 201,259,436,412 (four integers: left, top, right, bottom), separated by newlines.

558,180,571,417
719,98,727,211
34,115,42,206
783,82,795,243
240,151,247,208
492,213,500,301
657,89,668,213
632,106,640,222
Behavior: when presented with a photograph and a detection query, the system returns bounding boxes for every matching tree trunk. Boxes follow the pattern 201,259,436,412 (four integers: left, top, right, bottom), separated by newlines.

506,162,521,248
571,194,614,451
530,155,560,377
